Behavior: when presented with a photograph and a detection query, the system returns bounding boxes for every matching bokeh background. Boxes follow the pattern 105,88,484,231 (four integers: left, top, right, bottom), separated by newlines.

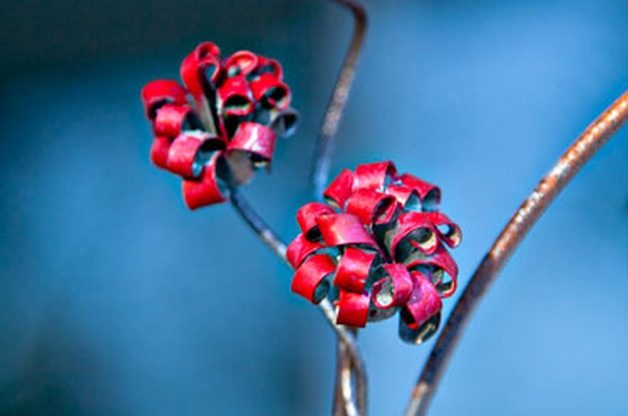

0,0,626,415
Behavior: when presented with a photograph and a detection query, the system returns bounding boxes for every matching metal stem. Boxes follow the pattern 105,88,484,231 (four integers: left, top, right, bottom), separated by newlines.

311,0,368,198
404,90,628,416
228,186,287,260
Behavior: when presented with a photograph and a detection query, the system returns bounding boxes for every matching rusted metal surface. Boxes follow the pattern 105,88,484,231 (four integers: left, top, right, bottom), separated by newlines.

311,0,368,199
405,90,628,416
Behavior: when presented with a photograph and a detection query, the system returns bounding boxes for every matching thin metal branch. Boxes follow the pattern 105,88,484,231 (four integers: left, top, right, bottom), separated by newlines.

228,186,288,260
332,341,349,416
227,186,366,415
405,90,628,416
320,296,366,416
311,0,368,198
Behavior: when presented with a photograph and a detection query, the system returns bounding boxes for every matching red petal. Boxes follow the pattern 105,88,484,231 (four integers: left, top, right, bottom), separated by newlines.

335,290,370,327
181,153,226,209
386,184,422,209
141,79,188,119
424,212,462,248
224,50,259,77
397,173,441,208
154,104,199,138
389,212,438,258
226,122,277,163
372,263,413,309
149,136,173,170
346,188,398,225
167,131,223,178
296,202,336,240
249,73,290,110
218,75,254,118
405,245,459,298
316,213,377,248
323,169,355,209
180,42,222,99
354,161,397,192
291,254,336,304
286,233,325,269
400,271,442,330
334,247,377,292
254,56,283,79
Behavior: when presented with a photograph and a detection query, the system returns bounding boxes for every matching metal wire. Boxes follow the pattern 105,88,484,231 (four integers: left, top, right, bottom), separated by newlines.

311,0,368,199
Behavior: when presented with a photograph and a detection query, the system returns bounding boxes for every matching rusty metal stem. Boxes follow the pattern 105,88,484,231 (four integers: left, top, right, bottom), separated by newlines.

405,91,628,416
227,186,366,415
311,0,368,198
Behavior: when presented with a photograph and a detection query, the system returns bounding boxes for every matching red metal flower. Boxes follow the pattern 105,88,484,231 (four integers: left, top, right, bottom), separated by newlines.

288,161,462,344
141,42,298,209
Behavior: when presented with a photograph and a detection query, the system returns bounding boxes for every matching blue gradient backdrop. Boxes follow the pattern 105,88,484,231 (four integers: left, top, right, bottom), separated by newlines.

0,0,626,415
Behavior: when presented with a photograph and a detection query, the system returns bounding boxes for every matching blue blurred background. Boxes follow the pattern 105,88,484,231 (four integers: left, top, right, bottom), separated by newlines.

0,0,626,414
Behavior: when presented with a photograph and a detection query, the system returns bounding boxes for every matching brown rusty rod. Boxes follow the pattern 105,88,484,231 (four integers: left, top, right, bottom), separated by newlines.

405,90,628,416
311,0,368,199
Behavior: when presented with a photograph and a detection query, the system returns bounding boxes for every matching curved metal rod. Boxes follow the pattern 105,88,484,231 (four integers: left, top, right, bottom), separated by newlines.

404,90,628,416
332,326,364,416
227,186,366,415
311,0,368,198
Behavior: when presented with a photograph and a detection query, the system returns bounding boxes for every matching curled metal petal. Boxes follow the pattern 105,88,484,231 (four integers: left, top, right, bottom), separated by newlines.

386,185,422,210
296,202,336,240
224,50,259,77
141,79,188,119
291,254,336,304
372,263,413,309
424,212,462,248
346,188,398,225
334,247,378,293
404,272,443,328
227,122,277,164
336,290,371,327
253,56,283,79
389,212,438,259
250,73,291,110
324,168,356,209
218,75,255,118
167,131,223,178
150,136,173,170
405,245,459,298
354,161,397,192
286,233,325,269
180,41,222,99
154,104,202,138
316,213,378,248
181,153,227,209
397,173,441,210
